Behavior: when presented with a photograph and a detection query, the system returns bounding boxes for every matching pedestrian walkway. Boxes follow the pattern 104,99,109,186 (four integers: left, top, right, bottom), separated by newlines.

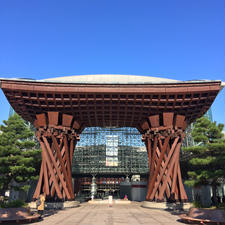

30,202,186,225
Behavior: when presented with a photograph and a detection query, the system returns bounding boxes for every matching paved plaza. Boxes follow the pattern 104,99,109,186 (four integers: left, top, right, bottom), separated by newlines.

30,202,186,225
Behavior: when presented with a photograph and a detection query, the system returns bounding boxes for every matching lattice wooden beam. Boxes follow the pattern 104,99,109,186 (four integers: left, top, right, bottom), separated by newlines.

142,112,188,202
33,112,80,200
1,78,221,128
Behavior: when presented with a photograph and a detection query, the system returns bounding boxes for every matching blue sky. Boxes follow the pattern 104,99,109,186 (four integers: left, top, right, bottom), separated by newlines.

0,0,224,125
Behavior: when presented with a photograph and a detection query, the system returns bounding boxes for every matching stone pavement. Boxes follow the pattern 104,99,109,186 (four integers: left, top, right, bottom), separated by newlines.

29,202,187,225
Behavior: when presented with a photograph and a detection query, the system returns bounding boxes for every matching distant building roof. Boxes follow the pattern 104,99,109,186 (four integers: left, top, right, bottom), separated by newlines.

40,74,180,84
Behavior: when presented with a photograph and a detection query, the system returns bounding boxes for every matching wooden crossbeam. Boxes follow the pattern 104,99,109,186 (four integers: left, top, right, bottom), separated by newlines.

43,136,71,199
52,135,74,199
144,113,188,202
32,160,44,199
146,138,151,170
175,115,185,129
151,136,158,175
141,121,150,131
163,112,174,128
43,159,49,196
33,112,79,201
36,113,47,127
149,137,179,200
62,114,73,127
148,115,160,128
73,120,80,130
70,138,75,167
63,136,73,195
177,162,188,200
48,112,59,126
146,136,170,200
40,141,63,199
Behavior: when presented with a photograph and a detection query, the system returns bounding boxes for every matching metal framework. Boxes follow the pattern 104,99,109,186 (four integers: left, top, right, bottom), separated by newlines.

0,77,222,202
73,127,148,175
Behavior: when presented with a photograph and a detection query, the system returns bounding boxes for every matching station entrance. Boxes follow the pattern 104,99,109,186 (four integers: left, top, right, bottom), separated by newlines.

72,127,149,201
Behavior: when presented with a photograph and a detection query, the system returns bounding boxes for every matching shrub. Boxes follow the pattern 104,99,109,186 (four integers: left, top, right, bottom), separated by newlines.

0,199,27,208
192,200,204,208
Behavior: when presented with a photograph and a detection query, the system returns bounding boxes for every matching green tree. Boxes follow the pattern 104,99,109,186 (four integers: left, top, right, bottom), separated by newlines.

0,114,41,197
182,117,225,206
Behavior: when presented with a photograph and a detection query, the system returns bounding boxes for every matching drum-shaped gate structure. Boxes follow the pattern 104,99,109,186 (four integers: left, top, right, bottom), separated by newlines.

0,74,223,202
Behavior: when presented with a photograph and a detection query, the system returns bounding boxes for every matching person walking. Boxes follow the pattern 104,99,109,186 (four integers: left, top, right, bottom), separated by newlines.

37,194,45,216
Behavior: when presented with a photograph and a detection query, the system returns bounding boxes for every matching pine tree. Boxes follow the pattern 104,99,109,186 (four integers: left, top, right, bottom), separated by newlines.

0,114,41,198
182,117,225,206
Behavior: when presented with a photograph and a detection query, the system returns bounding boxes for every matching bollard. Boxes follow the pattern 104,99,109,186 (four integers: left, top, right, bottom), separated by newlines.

109,195,113,207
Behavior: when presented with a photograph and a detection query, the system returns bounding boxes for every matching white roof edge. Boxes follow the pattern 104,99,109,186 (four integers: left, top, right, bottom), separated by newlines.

40,74,180,84
0,75,223,85
38,75,223,85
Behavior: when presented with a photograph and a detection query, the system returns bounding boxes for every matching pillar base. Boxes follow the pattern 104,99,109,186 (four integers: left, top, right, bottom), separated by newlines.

28,201,80,210
141,201,192,211
46,201,80,209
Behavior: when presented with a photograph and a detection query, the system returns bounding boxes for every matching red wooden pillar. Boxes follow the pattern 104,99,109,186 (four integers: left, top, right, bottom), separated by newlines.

141,113,188,202
32,112,80,201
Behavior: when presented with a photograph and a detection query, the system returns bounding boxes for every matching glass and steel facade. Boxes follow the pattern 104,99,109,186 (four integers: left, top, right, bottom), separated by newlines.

182,108,213,148
72,127,149,176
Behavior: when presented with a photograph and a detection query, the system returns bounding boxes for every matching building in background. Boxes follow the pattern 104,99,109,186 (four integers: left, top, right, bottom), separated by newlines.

9,106,15,117
204,108,213,122
182,108,213,148
72,127,148,199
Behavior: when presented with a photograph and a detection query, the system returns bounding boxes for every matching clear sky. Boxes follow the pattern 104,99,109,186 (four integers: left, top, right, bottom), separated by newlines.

0,0,224,125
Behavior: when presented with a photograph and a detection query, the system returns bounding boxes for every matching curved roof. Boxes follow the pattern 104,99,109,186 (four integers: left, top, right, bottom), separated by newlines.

0,74,223,86
40,74,179,84
0,75,222,130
